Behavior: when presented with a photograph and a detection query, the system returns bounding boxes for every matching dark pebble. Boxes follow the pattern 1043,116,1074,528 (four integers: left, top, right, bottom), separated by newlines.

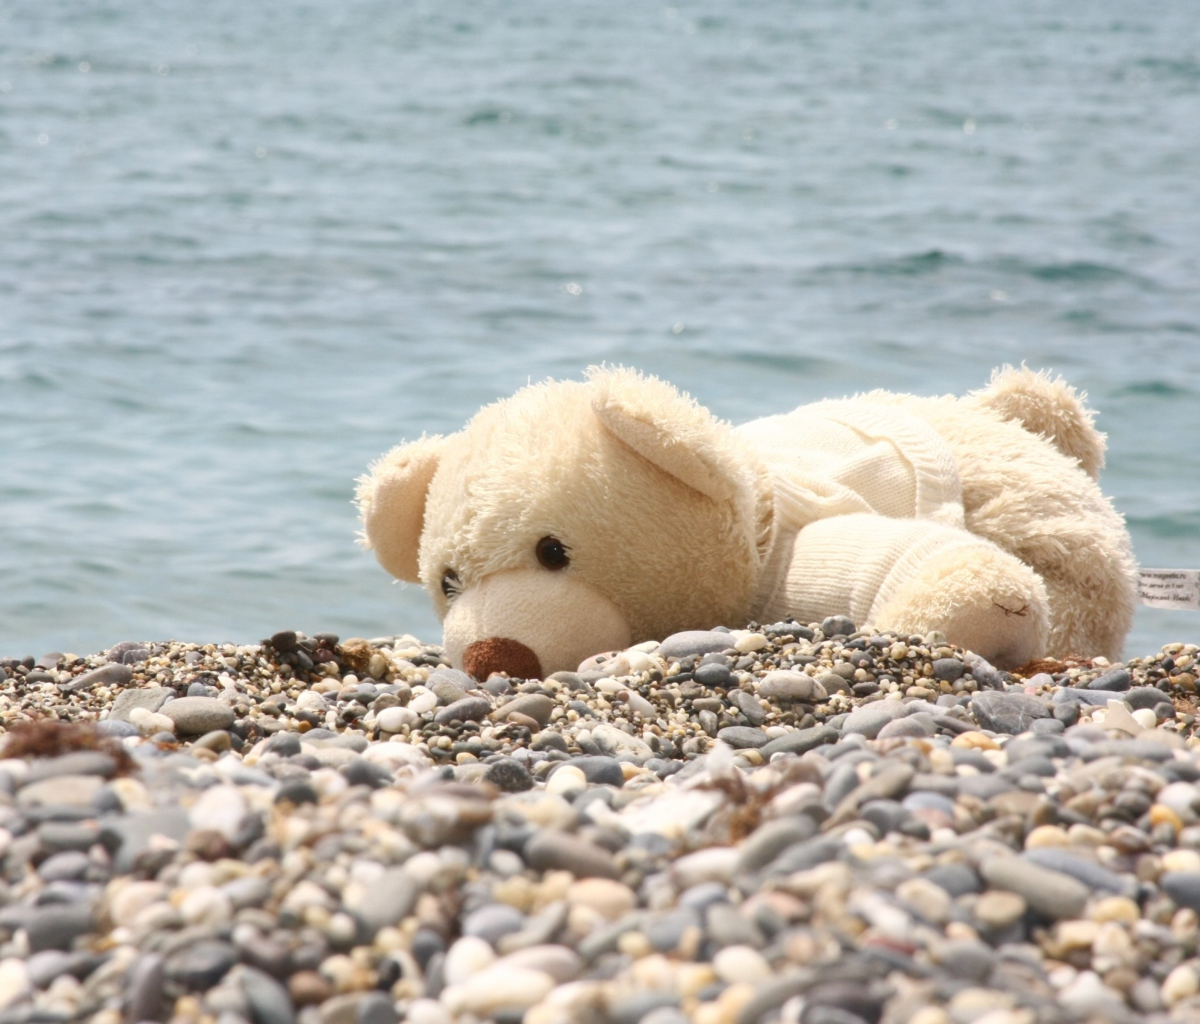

60,662,132,693
1087,668,1132,691
970,690,1050,734
166,939,238,990
820,616,856,638
484,758,534,793
717,726,769,749
563,755,625,787
434,697,491,725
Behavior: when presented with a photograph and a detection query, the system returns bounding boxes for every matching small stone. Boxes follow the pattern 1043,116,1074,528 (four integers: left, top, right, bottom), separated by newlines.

238,969,295,1024
931,659,965,682
166,940,238,989
162,696,235,735
973,890,1027,930
1162,964,1199,1007
525,830,620,879
189,784,248,840
759,725,837,758
657,631,735,659
443,936,496,986
485,758,533,793
979,856,1088,919
694,663,732,686
444,965,555,1016
1161,872,1200,913
108,685,173,722
61,662,132,692
970,691,1049,733
26,904,94,952
558,754,622,786
377,706,418,732
841,702,908,738
494,694,554,728
545,765,588,798
1087,668,1131,691
356,992,397,1024
463,903,526,945
712,945,771,984
717,726,769,749
18,774,105,810
357,868,418,935
820,616,856,637
756,671,820,703
434,697,491,725
566,879,636,920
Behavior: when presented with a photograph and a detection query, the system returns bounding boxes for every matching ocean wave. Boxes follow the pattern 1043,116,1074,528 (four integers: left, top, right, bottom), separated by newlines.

1127,511,1200,541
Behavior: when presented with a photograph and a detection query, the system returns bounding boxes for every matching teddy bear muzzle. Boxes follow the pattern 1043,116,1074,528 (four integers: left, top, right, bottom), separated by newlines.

462,638,543,681
440,568,634,680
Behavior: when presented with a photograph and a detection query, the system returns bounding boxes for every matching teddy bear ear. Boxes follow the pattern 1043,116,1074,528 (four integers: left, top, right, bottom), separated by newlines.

356,435,445,584
587,366,741,502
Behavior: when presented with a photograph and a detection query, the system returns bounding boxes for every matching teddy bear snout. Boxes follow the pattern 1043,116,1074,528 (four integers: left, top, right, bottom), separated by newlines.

462,637,543,681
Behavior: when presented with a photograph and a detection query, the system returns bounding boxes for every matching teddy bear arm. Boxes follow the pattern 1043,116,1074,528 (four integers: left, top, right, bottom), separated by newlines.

764,514,1048,668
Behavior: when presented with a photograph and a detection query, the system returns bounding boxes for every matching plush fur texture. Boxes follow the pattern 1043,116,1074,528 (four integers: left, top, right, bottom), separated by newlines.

358,367,1137,677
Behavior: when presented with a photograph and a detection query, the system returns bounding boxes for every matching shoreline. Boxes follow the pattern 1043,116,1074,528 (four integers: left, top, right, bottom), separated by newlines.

2,622,1200,1024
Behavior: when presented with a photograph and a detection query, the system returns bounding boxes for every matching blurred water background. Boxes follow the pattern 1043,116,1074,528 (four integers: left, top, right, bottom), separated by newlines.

2,0,1198,659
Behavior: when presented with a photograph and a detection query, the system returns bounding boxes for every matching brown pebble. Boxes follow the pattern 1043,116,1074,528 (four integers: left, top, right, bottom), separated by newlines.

289,970,333,1006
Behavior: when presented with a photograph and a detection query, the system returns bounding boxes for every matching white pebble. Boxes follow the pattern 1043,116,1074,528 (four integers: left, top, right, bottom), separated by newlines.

179,885,233,927
1163,965,1200,1006
546,766,587,798
443,936,496,986
108,881,167,927
377,706,418,732
733,632,769,654
1132,707,1158,730
129,707,175,735
713,945,772,984
0,959,30,1012
409,690,438,714
188,784,247,839
443,966,555,1016
406,999,452,1024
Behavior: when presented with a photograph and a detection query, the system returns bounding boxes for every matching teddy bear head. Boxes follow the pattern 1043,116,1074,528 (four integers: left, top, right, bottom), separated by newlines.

357,368,773,680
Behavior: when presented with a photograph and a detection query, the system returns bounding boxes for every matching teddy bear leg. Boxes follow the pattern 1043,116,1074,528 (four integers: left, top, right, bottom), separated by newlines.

873,539,1050,670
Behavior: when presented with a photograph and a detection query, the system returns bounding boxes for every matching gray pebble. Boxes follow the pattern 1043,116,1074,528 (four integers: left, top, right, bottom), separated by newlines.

717,726,769,749
736,817,818,875
108,685,173,722
1161,871,1200,913
562,755,625,786
484,757,533,793
166,940,238,989
760,725,837,759
124,954,165,1024
26,751,117,783
1021,848,1131,895
358,868,418,936
820,616,856,637
496,693,554,728
240,967,296,1024
463,902,526,945
931,658,965,682
979,856,1088,919
657,631,736,659
970,690,1050,733
356,992,397,1024
693,662,732,687
525,830,620,879
60,661,133,693
27,904,94,952
36,850,90,882
1086,668,1131,691
841,702,908,738
434,696,491,724
161,696,236,735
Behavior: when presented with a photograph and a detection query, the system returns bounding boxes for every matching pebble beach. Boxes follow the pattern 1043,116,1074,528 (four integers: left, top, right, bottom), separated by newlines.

4,621,1200,1024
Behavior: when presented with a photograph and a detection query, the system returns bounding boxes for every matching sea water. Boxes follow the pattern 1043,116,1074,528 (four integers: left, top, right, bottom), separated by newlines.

2,0,1199,658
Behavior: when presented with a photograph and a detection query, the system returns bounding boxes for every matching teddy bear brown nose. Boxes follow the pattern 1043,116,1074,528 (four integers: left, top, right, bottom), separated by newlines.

462,638,543,681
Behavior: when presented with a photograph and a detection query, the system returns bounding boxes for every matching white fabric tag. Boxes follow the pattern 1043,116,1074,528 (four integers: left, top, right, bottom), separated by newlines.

1138,569,1200,610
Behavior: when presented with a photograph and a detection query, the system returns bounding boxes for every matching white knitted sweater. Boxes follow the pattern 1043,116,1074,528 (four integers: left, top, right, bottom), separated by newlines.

737,399,983,629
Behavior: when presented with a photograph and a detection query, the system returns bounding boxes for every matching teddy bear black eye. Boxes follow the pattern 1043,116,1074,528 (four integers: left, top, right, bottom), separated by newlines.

535,536,570,571
441,570,461,599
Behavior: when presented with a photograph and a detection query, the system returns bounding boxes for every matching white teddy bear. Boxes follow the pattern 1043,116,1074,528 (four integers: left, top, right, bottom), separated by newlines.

358,366,1136,679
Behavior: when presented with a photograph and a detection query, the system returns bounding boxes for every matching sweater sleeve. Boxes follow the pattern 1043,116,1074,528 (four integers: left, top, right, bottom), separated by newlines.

753,513,990,628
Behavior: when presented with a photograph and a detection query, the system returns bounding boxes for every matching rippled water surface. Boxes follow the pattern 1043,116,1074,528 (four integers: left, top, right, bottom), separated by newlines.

3,0,1199,657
